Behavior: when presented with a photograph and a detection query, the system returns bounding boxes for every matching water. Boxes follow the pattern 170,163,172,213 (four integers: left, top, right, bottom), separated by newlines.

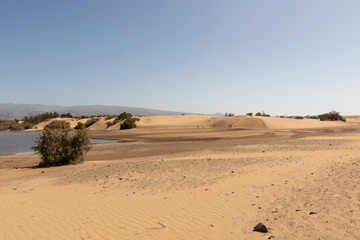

0,132,118,155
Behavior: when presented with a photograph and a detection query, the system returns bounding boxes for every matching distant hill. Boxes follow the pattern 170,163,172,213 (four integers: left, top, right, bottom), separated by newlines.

0,103,199,120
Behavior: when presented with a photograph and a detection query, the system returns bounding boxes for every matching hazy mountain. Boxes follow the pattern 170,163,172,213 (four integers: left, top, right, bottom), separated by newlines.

0,103,198,120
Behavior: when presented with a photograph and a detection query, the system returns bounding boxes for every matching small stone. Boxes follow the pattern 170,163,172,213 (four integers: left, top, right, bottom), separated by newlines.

119,178,123,180
296,209,300,212
204,188,209,191
208,224,214,227
268,235,276,239
41,171,45,173
309,211,318,215
271,210,279,213
253,222,268,233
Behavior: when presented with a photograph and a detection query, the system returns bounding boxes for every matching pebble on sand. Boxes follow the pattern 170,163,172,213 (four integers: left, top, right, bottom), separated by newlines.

253,222,268,233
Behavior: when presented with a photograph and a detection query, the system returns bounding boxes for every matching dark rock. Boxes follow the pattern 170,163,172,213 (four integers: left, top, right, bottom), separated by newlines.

268,235,276,239
271,210,279,213
208,224,214,227
41,171,45,173
253,222,268,233
309,211,318,215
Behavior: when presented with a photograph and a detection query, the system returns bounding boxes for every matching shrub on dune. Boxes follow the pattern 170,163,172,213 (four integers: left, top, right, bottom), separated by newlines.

318,111,346,122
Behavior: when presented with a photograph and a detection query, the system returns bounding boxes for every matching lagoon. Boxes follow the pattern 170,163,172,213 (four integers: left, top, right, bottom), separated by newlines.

0,131,118,155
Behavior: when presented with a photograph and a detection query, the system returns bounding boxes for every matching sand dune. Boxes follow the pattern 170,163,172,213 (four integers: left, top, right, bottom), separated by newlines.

88,117,111,130
31,117,82,130
29,115,348,132
137,115,346,130
259,116,347,129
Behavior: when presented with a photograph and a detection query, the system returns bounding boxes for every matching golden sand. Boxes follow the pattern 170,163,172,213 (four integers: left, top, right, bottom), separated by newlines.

1,115,359,239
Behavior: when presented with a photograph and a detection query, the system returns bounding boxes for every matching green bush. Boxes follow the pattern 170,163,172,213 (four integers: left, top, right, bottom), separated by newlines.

318,111,346,122
107,112,136,128
255,111,270,117
74,118,99,129
45,120,70,130
84,118,99,128
74,122,85,130
32,128,91,167
120,118,139,129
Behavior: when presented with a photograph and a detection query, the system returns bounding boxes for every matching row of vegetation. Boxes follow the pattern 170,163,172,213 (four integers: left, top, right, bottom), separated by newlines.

226,111,271,117
23,112,74,125
224,113,235,117
245,111,270,117
278,111,346,122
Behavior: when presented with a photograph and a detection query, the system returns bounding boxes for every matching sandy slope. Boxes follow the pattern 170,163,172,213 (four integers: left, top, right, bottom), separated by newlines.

1,119,359,239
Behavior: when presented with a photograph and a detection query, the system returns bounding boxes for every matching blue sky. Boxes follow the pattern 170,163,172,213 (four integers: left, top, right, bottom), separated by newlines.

1,1,359,115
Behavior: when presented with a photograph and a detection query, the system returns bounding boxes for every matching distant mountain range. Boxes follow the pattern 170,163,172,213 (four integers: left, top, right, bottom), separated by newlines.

0,103,222,120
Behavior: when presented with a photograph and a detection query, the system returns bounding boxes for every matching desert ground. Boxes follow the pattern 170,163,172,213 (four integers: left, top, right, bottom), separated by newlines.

1,115,360,239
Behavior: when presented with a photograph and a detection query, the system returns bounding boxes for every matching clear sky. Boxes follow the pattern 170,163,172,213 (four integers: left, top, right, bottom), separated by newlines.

1,1,359,115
